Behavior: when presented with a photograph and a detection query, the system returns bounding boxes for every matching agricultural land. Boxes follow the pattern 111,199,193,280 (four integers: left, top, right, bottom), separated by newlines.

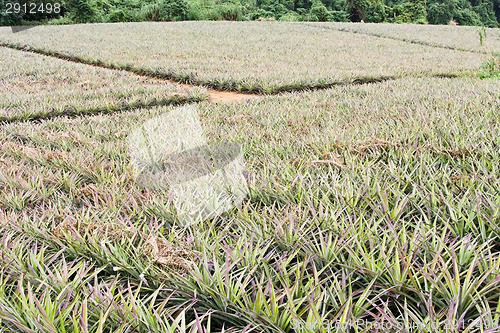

0,21,499,332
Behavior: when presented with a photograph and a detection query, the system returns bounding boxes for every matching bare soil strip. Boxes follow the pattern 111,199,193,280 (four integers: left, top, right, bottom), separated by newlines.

208,90,258,102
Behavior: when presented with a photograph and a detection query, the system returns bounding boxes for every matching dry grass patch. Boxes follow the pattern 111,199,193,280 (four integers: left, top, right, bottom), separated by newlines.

349,137,393,154
52,218,137,241
142,236,194,272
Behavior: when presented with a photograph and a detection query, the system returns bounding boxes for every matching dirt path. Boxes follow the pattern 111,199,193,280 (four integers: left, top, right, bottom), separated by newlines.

208,90,259,102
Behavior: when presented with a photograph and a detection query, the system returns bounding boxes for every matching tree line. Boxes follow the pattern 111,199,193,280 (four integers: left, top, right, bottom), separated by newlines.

1,0,499,27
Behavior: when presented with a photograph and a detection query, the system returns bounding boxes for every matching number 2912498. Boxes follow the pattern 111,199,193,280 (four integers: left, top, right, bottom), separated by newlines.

5,2,61,14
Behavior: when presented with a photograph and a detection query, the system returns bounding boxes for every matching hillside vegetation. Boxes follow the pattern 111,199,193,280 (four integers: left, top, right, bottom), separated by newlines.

0,0,499,26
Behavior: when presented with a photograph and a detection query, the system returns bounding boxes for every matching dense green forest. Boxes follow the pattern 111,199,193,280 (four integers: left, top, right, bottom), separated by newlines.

1,0,499,27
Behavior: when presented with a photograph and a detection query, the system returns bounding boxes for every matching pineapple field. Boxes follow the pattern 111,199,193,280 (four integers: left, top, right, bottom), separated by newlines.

0,22,499,332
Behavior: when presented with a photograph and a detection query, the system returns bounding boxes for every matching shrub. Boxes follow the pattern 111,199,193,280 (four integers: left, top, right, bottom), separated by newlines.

310,0,329,21
454,8,481,25
140,2,163,21
139,0,188,21
162,0,188,21
48,16,75,25
478,55,500,78
186,4,206,20
262,0,289,19
281,0,295,10
207,4,246,20
478,26,500,78
307,12,319,20
347,0,369,21
279,11,301,20
295,0,313,10
364,1,386,22
328,10,350,21
249,8,275,19
66,0,96,23
393,1,426,23
473,0,498,27
428,2,453,24
109,8,126,22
